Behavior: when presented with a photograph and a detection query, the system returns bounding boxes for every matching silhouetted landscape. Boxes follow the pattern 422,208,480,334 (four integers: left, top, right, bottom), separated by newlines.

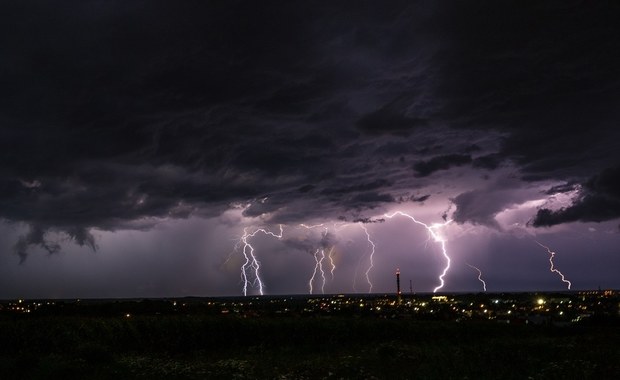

1,291,618,379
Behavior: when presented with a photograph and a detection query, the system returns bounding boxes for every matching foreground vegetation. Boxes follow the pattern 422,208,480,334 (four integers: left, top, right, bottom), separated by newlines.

0,314,618,379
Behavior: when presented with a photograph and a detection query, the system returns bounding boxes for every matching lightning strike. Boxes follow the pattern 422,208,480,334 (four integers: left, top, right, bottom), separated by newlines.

466,263,487,292
360,224,376,293
308,248,327,294
535,241,572,290
300,223,326,230
334,222,377,293
238,225,284,296
384,211,452,293
327,246,336,280
300,223,334,293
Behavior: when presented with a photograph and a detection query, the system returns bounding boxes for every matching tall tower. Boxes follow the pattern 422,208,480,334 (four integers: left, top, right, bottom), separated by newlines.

396,268,401,295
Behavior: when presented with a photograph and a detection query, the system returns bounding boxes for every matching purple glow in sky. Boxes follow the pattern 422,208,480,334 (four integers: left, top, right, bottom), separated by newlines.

1,1,620,298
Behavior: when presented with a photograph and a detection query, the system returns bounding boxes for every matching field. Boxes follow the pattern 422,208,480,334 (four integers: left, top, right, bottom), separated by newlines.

1,313,619,379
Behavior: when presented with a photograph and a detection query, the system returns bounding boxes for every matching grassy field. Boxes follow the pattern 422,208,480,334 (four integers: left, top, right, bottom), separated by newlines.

0,314,618,379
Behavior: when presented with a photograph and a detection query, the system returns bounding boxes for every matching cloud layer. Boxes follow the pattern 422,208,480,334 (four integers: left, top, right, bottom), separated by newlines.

1,1,620,262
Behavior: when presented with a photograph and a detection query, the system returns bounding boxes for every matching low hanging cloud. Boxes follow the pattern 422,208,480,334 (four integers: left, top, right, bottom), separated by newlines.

65,227,98,252
532,166,620,226
410,194,431,203
451,177,545,229
12,224,98,264
13,225,61,264
282,231,336,255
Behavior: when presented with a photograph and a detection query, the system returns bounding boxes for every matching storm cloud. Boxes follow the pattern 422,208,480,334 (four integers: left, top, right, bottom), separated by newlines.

533,166,620,226
1,0,620,273
413,154,473,178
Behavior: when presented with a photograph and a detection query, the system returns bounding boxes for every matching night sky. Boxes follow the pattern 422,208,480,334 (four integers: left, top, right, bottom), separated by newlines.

2,1,620,298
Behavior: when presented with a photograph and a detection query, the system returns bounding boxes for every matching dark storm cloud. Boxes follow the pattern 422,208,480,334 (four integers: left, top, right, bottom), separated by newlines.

0,0,350,258
544,183,580,196
352,218,385,224
321,179,393,195
348,192,395,207
297,185,315,194
415,1,620,226
410,194,431,203
451,178,538,228
65,227,98,251
452,190,503,228
356,102,428,136
282,238,316,255
355,2,620,188
472,154,503,171
432,1,620,180
13,225,61,264
11,225,96,264
281,231,336,255
413,154,472,177
532,166,620,226
2,0,620,262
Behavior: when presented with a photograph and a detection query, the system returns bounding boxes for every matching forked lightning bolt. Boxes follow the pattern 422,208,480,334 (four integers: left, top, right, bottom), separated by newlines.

360,224,376,293
300,224,333,294
535,241,572,290
308,248,327,294
300,223,336,294
334,222,377,293
466,263,487,292
239,225,284,296
384,211,452,293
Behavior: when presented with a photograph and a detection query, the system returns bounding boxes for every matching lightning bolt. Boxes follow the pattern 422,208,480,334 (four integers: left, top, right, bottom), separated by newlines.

384,211,452,293
360,224,376,293
327,246,336,280
466,263,487,292
238,225,284,296
535,241,572,290
334,222,377,293
300,223,326,230
308,248,327,294
300,223,333,294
